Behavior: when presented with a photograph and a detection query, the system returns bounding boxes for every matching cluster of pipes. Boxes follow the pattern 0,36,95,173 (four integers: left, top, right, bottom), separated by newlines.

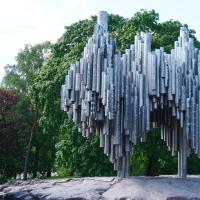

61,11,200,178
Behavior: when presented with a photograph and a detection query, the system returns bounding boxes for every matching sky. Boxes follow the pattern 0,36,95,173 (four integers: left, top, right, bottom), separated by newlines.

0,0,200,82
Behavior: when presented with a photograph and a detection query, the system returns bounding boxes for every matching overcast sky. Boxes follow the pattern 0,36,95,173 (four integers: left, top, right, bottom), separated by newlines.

0,0,200,82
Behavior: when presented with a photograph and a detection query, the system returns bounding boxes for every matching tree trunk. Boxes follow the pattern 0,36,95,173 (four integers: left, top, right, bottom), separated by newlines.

23,111,38,180
47,168,51,177
146,157,153,176
32,145,40,178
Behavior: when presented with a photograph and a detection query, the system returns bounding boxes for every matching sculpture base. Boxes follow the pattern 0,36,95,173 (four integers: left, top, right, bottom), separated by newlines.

1,176,200,199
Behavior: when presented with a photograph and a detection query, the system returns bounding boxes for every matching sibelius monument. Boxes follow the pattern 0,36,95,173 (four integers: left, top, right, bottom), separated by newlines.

61,11,200,178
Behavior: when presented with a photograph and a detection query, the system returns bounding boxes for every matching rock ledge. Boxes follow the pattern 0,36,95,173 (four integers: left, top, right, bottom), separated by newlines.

1,176,200,200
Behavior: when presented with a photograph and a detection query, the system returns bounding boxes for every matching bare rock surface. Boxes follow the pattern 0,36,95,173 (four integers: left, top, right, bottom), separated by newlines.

0,176,200,200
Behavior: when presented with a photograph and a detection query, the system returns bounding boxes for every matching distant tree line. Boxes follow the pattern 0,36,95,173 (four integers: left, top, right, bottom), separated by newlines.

1,10,200,183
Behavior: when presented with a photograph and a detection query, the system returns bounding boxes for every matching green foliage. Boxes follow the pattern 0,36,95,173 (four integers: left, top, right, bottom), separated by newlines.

0,89,28,181
131,129,177,176
111,10,159,52
152,20,200,52
3,42,51,94
2,42,53,179
30,15,125,177
188,151,200,174
55,118,115,177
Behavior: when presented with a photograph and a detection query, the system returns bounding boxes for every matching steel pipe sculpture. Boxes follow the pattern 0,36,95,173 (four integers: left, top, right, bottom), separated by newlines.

61,11,200,178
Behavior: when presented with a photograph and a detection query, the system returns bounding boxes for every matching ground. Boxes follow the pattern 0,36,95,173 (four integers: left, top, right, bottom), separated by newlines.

1,176,200,200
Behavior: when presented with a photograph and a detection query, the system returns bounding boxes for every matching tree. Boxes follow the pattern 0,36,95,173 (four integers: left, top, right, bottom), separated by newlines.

30,15,127,177
2,42,52,180
3,42,51,92
131,129,177,176
55,118,115,177
0,89,28,182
